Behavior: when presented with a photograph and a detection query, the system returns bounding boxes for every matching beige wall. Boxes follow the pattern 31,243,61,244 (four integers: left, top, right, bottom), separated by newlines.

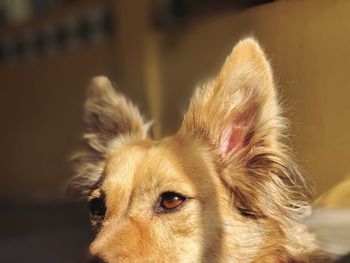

0,42,116,201
156,0,350,195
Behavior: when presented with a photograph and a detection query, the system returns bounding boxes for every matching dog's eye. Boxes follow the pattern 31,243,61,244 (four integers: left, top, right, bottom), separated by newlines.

157,192,186,213
89,197,106,218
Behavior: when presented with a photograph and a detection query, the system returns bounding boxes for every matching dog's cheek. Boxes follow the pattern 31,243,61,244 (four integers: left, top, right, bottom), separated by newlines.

161,208,203,261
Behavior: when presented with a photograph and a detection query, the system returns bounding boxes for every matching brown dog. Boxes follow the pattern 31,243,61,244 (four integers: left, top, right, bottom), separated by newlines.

70,39,330,262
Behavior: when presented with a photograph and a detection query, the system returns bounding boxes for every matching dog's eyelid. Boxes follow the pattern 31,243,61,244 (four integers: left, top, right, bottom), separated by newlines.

88,187,105,199
161,189,195,199
237,207,260,219
160,190,187,197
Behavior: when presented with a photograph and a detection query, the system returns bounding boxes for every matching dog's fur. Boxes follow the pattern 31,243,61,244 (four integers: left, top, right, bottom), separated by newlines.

70,39,331,262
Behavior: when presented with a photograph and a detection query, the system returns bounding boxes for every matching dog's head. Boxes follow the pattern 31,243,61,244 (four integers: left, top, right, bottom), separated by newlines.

70,39,318,262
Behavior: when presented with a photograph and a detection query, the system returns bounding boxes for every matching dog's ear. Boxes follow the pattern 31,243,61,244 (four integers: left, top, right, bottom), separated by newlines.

181,38,279,157
69,76,148,197
180,39,312,219
83,76,148,153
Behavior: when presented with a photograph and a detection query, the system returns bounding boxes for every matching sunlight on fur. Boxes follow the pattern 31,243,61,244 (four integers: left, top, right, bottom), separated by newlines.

69,39,332,262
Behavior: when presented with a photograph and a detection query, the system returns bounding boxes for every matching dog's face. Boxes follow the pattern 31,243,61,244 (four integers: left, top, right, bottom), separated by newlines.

70,39,318,262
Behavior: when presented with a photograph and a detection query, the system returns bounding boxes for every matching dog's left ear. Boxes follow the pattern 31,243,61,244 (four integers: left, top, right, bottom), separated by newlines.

179,38,312,219
69,77,148,197
180,38,280,160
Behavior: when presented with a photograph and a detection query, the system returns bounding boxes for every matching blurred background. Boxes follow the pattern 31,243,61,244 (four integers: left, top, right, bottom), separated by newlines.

0,0,349,262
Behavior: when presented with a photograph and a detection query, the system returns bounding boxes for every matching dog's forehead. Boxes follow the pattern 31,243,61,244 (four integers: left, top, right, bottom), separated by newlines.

105,139,155,176
102,136,221,203
103,137,193,192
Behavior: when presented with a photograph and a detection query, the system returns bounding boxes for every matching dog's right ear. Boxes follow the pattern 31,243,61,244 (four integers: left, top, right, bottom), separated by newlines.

69,76,148,198
83,76,148,153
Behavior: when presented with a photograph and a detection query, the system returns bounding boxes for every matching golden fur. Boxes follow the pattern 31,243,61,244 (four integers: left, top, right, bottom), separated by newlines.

70,39,331,262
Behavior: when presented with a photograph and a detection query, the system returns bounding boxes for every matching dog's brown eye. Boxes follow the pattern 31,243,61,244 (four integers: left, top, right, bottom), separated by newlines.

157,192,186,213
89,197,106,218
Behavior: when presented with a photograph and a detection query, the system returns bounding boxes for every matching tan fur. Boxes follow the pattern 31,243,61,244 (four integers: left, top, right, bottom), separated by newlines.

70,39,331,262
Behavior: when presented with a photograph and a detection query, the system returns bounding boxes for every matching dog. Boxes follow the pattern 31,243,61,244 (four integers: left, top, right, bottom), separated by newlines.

69,39,333,262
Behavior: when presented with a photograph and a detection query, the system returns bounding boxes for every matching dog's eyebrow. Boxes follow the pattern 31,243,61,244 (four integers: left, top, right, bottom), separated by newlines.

96,174,106,187
89,171,107,194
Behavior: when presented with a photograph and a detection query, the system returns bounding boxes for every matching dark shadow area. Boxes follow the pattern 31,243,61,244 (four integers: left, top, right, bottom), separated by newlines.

0,203,92,263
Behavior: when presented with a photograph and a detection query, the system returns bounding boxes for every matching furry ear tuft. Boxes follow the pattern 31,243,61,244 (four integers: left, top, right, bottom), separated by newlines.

69,76,148,198
179,38,313,220
84,76,148,153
